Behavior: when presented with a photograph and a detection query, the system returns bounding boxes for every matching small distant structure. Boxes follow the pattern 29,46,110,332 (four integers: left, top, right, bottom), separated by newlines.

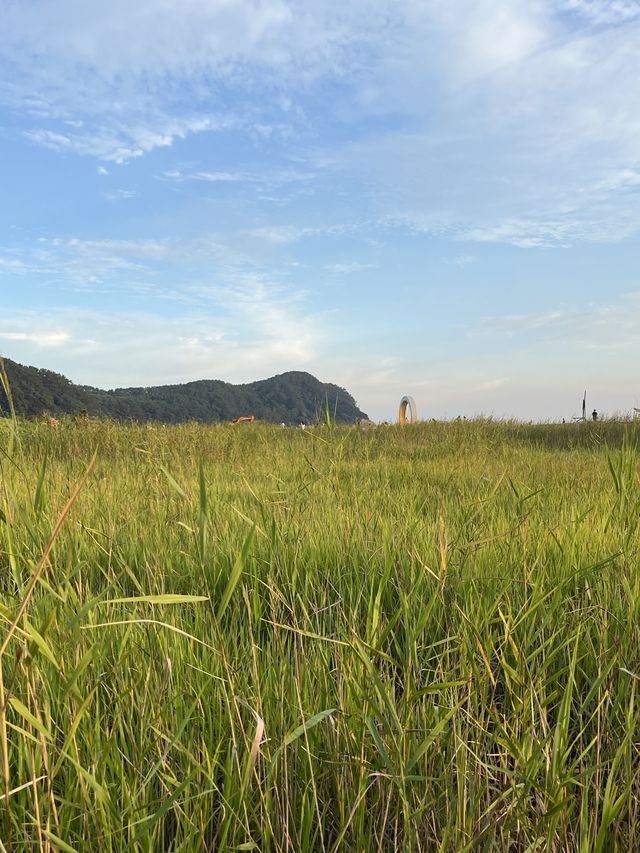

399,395,417,425
634,408,640,420
573,390,587,422
232,415,255,424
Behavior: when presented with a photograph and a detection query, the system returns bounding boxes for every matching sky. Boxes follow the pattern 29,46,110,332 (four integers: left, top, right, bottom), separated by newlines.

1,0,640,422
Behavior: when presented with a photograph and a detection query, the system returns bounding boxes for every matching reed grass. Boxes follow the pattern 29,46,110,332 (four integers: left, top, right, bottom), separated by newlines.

0,416,638,850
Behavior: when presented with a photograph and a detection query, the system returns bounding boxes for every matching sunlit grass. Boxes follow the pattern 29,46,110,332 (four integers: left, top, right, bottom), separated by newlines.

0,417,638,850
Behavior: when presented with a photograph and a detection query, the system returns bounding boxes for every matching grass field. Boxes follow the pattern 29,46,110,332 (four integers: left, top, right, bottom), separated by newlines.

0,416,638,851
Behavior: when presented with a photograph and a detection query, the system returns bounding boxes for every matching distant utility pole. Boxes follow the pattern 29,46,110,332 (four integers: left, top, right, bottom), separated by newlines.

582,390,586,421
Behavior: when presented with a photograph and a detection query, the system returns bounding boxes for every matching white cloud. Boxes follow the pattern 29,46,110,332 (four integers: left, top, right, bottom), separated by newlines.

23,128,146,164
1,237,175,293
188,171,252,183
0,330,70,348
474,293,640,349
324,262,375,273
478,377,509,391
0,257,38,274
459,220,577,249
105,189,136,200
59,238,168,257
421,0,550,83
241,225,306,245
3,226,348,301
1,0,294,80
23,114,237,163
594,168,640,192
559,0,640,24
158,166,317,187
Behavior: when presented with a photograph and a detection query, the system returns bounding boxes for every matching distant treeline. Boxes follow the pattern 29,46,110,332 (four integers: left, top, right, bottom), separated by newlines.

0,358,368,424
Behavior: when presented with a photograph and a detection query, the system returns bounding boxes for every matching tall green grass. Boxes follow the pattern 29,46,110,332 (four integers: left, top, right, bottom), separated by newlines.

0,417,638,850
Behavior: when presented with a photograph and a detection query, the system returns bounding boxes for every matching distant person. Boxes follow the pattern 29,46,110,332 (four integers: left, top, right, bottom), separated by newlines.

592,409,598,421
562,418,566,424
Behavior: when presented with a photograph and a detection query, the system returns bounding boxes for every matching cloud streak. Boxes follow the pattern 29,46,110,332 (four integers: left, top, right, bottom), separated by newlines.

23,114,238,163
0,330,71,348
473,292,640,350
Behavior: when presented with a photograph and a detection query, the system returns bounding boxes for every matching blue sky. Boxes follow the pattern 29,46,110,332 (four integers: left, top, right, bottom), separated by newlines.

1,0,640,421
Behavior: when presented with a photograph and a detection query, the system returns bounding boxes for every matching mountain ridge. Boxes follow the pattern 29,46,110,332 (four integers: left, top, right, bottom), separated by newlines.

0,358,368,424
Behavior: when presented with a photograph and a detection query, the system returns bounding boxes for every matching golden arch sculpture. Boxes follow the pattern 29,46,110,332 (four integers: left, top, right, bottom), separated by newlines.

399,395,417,425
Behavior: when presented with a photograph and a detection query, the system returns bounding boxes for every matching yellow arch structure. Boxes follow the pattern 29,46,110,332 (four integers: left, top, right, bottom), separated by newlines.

399,395,417,425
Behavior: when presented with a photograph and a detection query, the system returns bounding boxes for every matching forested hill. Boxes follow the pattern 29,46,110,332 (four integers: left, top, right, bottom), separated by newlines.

0,358,368,424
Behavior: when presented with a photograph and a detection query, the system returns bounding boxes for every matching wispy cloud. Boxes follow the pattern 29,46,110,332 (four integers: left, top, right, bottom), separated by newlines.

0,256,40,274
158,166,316,186
2,237,173,293
474,293,640,349
105,189,136,201
0,330,71,348
478,377,509,391
23,114,238,163
324,262,375,274
459,220,578,249
560,0,640,25
3,226,347,298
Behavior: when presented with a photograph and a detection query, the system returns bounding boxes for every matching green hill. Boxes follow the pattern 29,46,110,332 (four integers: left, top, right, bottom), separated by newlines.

0,358,368,424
